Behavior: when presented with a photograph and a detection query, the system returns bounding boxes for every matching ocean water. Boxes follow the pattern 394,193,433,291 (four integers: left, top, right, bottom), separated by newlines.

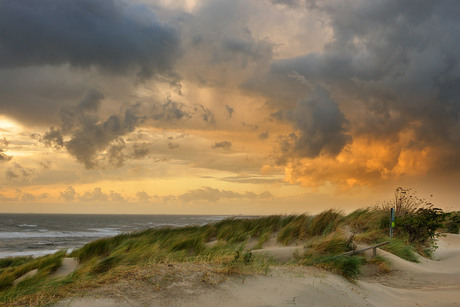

0,214,229,258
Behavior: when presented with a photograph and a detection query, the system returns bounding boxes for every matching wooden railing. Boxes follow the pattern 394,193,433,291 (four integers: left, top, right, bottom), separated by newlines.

340,241,390,257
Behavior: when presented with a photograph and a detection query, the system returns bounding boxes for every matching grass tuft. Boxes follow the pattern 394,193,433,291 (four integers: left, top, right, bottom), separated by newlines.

383,238,419,262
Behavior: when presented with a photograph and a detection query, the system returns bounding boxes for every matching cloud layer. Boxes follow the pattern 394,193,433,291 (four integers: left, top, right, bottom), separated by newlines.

1,0,460,212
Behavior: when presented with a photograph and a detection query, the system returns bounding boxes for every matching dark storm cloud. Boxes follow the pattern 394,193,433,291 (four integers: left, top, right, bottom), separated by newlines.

65,105,143,168
38,89,137,168
271,0,302,7
150,100,215,126
152,100,192,122
42,127,64,148
39,90,219,168
60,89,105,133
253,0,460,169
0,0,180,78
276,87,350,162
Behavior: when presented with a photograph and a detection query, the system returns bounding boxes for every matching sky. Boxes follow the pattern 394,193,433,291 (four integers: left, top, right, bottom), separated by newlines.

0,0,459,215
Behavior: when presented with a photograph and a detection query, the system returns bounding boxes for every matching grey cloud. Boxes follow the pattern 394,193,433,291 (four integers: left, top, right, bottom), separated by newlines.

258,131,269,140
60,89,105,132
219,176,282,185
21,192,36,202
0,0,180,78
168,142,179,150
133,142,150,159
5,163,32,180
0,149,12,162
271,0,302,7
276,87,350,162
0,190,49,202
107,140,126,168
152,100,192,122
38,89,141,168
278,1,459,140
39,160,52,170
196,105,215,125
70,187,125,202
64,103,144,169
225,105,234,118
60,186,77,201
241,122,259,131
238,0,460,171
136,191,151,202
150,100,216,126
42,127,64,148
109,191,125,202
79,187,109,202
212,141,232,150
6,169,18,179
178,187,273,202
0,193,17,202
0,138,12,162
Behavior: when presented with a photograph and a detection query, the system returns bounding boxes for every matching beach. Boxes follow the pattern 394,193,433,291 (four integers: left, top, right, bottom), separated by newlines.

0,214,229,258
54,233,460,307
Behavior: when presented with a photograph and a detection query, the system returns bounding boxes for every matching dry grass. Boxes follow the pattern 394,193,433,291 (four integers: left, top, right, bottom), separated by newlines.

0,200,448,305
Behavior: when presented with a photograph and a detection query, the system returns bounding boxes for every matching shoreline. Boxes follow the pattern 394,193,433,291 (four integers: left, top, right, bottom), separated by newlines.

2,211,459,306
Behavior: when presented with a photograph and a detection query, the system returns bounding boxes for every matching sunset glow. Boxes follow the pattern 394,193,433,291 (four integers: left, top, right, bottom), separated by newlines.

1,0,459,214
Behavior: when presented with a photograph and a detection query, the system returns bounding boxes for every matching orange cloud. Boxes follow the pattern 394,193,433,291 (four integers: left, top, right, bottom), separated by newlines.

283,136,434,190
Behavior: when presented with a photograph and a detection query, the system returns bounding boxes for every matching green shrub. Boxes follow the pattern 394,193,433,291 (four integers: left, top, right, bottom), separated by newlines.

395,207,445,245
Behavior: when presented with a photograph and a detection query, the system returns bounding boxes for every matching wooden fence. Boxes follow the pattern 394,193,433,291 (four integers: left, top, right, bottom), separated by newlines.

340,241,390,257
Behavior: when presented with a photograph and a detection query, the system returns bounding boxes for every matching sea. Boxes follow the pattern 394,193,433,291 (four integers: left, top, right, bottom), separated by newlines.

0,214,230,259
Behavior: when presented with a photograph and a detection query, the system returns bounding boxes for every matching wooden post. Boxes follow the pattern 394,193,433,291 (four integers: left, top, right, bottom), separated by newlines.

390,207,395,238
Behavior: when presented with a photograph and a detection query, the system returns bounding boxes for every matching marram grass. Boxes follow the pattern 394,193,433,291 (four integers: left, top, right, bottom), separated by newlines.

0,205,449,306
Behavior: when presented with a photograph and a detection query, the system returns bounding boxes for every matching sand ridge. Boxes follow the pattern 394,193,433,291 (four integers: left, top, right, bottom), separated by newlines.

54,234,460,306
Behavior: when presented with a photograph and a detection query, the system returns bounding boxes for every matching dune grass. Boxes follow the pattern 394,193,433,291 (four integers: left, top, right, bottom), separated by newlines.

0,199,450,306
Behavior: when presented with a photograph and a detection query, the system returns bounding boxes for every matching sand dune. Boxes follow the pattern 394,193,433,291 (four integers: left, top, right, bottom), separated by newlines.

55,234,460,307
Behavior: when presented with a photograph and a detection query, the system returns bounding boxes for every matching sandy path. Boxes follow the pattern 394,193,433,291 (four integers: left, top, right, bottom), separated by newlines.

54,234,460,307
51,258,80,278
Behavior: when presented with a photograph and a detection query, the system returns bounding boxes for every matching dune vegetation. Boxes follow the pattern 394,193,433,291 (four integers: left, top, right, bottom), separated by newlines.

0,188,459,306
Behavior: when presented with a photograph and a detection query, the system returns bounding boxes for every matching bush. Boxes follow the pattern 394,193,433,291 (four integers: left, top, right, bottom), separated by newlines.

382,188,446,247
395,207,445,245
